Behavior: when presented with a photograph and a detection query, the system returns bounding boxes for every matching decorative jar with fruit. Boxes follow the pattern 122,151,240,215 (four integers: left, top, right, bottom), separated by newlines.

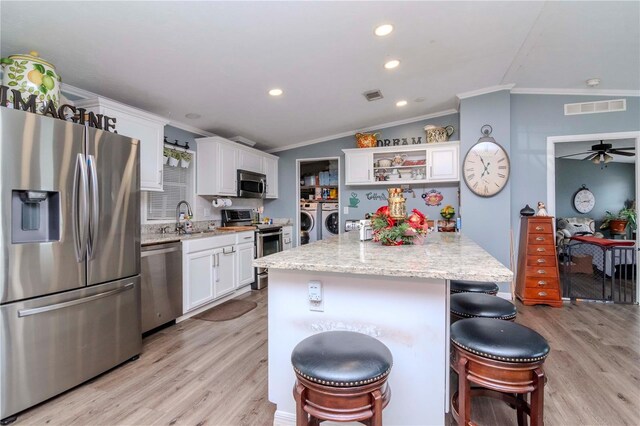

1,51,61,111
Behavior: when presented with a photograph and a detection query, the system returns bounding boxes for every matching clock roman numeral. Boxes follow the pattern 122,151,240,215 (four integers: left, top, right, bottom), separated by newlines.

498,165,507,170
497,158,505,163
498,173,506,178
467,174,475,180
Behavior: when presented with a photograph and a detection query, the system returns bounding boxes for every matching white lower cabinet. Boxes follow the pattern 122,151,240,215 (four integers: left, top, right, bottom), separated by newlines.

185,250,215,311
182,232,255,314
237,242,255,286
214,246,237,298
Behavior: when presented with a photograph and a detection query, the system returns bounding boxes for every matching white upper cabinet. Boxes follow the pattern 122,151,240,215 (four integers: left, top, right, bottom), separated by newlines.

343,142,459,185
263,155,279,198
74,97,168,192
238,149,264,173
344,151,374,184
196,136,278,197
196,136,238,196
427,144,459,182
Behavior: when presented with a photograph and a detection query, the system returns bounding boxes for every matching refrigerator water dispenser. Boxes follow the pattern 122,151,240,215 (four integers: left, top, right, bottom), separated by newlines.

12,190,60,243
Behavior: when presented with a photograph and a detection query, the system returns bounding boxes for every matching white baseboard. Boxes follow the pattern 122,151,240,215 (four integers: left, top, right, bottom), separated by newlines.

498,291,513,300
273,410,360,426
176,284,252,322
273,410,295,426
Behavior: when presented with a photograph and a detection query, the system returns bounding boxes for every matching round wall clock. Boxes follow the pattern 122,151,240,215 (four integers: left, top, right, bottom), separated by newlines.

462,135,510,198
573,185,595,213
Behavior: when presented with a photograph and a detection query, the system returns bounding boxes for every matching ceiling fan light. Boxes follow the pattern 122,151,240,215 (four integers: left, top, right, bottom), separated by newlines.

591,154,602,165
604,153,614,163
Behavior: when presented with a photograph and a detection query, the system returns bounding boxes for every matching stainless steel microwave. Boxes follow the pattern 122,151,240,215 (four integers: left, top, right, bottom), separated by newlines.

237,169,266,198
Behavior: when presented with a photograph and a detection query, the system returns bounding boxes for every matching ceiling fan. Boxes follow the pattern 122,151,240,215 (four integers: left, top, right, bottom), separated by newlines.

558,140,635,164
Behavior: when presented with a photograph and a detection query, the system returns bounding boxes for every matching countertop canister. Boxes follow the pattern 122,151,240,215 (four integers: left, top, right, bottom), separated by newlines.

1,51,61,111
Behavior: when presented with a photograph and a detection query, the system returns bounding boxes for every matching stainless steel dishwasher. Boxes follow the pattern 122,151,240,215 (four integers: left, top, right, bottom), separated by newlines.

141,242,182,333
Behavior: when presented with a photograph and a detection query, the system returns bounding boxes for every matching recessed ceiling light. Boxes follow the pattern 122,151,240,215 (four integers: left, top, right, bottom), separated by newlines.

414,97,426,103
185,113,201,119
269,88,283,96
396,100,408,107
384,60,400,70
374,24,394,37
586,78,601,87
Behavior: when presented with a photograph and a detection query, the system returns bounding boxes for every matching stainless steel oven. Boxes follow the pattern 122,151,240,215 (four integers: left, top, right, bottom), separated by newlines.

255,225,283,289
237,169,266,198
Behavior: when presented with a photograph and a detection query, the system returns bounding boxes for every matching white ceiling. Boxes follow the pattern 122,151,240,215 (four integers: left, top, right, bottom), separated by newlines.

555,139,636,163
1,1,639,150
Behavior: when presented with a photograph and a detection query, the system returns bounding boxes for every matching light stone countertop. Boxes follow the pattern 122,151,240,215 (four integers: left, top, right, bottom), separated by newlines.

141,229,253,246
253,231,513,282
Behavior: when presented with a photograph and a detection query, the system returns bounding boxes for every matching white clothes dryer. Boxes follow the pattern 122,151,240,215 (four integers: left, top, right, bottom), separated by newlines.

300,202,320,244
321,202,340,238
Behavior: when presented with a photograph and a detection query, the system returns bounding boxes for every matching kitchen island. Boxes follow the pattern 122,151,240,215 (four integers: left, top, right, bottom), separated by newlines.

254,231,513,425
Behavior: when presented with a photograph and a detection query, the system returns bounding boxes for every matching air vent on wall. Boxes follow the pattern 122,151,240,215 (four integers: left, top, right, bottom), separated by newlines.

363,90,384,102
564,99,626,116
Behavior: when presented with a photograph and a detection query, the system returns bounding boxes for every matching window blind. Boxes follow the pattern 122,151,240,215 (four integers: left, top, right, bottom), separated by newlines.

147,162,193,220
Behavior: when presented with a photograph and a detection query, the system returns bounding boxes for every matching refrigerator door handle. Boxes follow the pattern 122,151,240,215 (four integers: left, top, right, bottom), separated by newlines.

73,153,89,262
17,282,135,317
87,155,99,259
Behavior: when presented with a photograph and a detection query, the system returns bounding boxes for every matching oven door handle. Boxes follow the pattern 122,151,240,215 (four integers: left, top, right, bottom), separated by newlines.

257,230,283,238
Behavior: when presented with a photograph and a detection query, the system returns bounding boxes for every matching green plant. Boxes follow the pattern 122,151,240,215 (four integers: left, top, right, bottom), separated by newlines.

181,151,192,162
600,207,637,230
169,149,181,160
163,147,171,158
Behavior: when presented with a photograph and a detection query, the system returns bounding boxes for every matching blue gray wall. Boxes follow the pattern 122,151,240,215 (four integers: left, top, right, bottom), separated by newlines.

264,114,460,244
555,158,635,231
459,90,512,270
164,125,200,150
510,94,640,238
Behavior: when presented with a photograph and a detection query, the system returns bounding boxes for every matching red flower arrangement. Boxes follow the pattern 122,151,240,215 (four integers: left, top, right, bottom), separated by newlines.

370,206,429,245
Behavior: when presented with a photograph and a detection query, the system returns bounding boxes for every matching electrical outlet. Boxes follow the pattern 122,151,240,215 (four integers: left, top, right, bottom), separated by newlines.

308,280,323,312
343,206,349,215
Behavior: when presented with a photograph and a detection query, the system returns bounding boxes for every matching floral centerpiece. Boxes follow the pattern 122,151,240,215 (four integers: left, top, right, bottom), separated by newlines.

371,206,429,246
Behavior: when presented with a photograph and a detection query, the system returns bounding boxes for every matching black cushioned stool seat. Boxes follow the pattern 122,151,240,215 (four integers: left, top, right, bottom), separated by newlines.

450,279,499,295
450,292,517,322
450,318,550,426
291,331,393,425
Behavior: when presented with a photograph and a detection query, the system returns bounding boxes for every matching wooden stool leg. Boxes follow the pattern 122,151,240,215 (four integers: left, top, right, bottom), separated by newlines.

457,356,471,426
308,416,320,426
516,394,527,426
294,381,309,426
530,368,545,426
370,388,383,426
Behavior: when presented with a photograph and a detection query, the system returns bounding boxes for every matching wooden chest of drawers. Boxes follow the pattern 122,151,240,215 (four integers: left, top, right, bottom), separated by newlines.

515,216,563,307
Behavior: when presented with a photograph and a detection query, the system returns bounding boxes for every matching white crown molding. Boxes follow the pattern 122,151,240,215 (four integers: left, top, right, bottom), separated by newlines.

511,87,640,97
167,120,216,137
266,108,459,154
74,96,168,124
456,84,516,100
60,83,99,100
60,83,215,136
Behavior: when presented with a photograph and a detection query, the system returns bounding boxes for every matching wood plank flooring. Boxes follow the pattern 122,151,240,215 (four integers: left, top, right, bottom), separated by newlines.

12,291,640,425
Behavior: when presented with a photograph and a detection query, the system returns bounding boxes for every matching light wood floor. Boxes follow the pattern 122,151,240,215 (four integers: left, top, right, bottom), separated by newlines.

12,291,640,425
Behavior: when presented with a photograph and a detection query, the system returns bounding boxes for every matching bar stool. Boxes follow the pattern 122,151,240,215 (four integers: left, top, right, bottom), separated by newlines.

450,280,499,295
291,331,393,426
450,318,550,426
450,292,517,323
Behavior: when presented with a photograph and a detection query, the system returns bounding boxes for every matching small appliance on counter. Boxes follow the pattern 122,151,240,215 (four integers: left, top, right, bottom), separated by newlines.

358,220,373,241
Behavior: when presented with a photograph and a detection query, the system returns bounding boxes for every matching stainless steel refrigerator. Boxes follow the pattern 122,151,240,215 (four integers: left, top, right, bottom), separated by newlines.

0,107,141,422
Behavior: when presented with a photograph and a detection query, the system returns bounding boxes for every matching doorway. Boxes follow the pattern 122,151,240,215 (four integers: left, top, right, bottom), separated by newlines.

296,157,340,246
547,131,640,303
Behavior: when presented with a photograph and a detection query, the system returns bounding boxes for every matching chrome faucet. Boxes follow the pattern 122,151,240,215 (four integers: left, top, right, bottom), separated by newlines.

175,200,193,234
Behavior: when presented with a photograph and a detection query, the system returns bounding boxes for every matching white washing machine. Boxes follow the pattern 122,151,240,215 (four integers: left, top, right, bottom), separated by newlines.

300,202,320,244
321,202,340,238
